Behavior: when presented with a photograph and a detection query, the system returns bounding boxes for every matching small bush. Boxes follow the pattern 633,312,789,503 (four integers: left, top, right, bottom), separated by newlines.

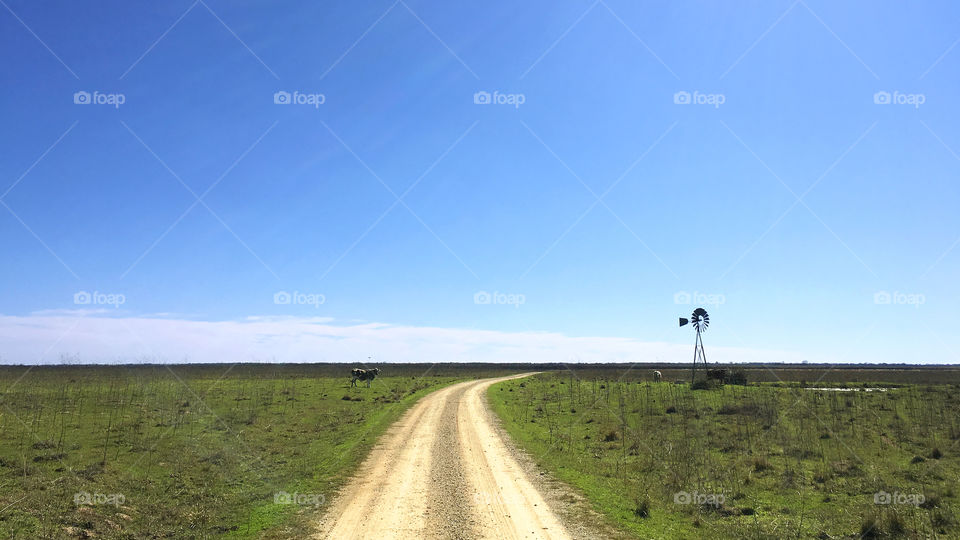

691,379,712,390
920,492,941,509
717,403,760,416
752,456,772,472
884,511,907,536
859,514,880,539
813,467,830,483
727,368,748,385
931,508,956,531
633,496,650,518
859,511,909,538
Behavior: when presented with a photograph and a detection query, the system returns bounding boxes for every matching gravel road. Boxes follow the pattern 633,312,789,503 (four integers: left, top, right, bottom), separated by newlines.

314,375,599,540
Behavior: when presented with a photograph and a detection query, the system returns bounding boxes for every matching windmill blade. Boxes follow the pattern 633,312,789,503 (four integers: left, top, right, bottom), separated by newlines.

691,308,709,332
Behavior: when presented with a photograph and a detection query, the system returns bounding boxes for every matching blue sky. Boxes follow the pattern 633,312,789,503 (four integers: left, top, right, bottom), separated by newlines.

1,0,958,364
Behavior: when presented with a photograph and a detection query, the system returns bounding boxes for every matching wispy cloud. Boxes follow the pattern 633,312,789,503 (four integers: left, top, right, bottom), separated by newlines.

0,312,808,365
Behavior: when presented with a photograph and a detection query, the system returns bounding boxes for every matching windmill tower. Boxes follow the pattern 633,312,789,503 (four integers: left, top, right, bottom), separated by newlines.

679,308,709,383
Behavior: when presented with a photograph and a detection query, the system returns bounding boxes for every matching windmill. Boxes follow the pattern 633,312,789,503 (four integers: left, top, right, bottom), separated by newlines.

679,308,709,383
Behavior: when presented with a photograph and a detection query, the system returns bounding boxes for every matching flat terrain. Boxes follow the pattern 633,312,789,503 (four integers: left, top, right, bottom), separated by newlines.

2,363,959,538
490,372,960,538
316,375,593,539
0,364,504,538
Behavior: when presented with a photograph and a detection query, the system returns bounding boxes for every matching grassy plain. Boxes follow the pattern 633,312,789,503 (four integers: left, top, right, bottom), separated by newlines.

3,363,958,539
489,368,960,539
0,363,518,539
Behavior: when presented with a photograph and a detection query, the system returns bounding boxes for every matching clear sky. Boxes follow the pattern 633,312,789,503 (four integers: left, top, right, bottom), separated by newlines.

1,0,958,364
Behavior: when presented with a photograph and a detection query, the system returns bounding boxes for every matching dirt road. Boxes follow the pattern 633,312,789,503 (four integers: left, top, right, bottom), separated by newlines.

314,375,583,540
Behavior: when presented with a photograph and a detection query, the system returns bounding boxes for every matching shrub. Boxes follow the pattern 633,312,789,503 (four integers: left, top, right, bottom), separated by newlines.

859,514,880,539
691,379,711,390
727,368,748,385
931,508,956,531
860,511,908,537
692,379,723,390
752,456,772,472
884,511,907,536
633,496,650,518
920,492,940,509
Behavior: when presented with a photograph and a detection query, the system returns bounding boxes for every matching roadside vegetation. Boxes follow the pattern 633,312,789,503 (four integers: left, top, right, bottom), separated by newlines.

0,363,515,538
490,369,960,538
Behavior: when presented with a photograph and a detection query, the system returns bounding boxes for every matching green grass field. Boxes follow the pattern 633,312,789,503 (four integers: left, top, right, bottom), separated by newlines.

489,372,960,539
4,363,959,538
0,364,483,539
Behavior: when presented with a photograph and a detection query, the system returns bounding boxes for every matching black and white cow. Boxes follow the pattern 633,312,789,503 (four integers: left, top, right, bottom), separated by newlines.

350,368,380,387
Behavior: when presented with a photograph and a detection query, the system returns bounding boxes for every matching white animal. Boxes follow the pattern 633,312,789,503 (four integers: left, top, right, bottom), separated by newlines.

652,370,663,382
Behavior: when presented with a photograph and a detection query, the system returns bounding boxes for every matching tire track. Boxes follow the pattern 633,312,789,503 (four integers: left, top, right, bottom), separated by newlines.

425,384,474,539
314,376,575,540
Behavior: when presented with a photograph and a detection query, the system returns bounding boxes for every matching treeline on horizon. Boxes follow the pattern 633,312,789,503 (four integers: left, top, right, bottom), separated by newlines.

2,362,960,386
0,361,958,370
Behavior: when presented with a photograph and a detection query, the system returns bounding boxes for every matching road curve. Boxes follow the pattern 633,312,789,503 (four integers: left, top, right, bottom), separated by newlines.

314,375,573,540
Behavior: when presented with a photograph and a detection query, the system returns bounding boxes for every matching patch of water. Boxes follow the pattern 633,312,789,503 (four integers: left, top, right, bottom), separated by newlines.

805,387,888,392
